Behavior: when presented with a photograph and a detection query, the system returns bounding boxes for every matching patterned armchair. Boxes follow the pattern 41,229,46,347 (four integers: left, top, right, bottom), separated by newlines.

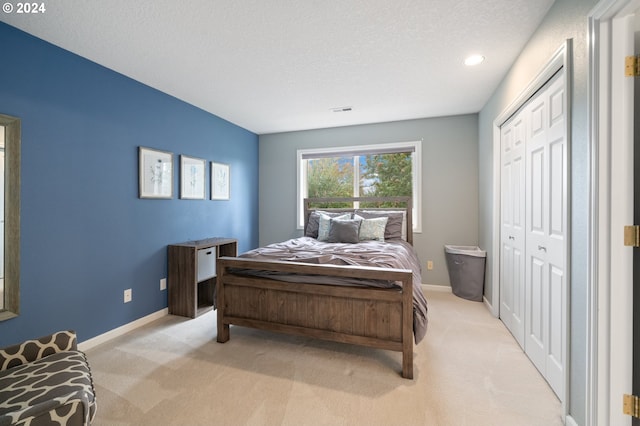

0,330,97,425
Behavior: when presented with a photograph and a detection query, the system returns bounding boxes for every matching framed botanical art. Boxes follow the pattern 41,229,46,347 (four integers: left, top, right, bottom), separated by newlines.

211,162,230,200
139,147,174,199
180,155,206,200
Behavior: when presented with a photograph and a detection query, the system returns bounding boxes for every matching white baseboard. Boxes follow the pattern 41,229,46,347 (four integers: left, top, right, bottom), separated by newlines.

483,296,498,317
565,415,578,426
421,283,452,292
78,308,168,352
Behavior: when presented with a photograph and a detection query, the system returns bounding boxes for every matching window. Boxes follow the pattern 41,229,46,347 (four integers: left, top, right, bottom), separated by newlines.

297,141,422,232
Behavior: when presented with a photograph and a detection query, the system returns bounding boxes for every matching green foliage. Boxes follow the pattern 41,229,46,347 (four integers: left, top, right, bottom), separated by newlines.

306,157,353,208
306,152,412,209
361,153,412,208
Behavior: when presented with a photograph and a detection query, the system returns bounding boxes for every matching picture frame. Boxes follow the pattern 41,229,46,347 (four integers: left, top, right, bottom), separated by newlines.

180,155,206,200
139,146,174,199
211,162,230,200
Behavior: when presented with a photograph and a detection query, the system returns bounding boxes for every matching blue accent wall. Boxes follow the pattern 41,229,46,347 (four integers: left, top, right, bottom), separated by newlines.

0,22,259,346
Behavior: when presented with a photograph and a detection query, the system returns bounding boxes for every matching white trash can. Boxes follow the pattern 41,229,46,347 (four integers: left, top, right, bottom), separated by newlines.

444,245,486,302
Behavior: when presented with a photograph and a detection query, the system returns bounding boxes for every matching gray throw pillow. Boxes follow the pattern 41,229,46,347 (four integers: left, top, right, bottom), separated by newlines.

317,213,351,241
327,217,362,243
305,211,351,238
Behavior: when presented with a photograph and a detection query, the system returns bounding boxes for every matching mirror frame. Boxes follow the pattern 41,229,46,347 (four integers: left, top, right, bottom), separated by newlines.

0,114,20,321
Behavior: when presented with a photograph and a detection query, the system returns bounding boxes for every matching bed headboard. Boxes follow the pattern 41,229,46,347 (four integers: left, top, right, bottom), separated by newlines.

303,196,413,245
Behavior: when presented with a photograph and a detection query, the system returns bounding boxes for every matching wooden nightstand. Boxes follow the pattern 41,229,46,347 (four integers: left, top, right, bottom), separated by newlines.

167,237,237,318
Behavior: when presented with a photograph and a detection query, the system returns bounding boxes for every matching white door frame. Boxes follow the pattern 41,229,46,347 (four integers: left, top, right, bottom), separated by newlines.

491,40,572,413
589,1,638,425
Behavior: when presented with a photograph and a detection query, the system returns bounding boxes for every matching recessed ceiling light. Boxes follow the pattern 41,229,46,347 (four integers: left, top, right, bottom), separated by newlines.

464,55,485,66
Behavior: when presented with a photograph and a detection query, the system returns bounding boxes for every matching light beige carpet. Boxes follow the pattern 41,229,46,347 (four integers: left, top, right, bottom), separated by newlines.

86,289,562,426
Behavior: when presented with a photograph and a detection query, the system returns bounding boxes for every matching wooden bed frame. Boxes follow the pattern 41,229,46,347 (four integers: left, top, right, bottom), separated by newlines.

215,196,416,379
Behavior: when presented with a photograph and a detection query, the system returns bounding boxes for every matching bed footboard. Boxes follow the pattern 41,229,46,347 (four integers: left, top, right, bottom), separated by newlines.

216,256,414,379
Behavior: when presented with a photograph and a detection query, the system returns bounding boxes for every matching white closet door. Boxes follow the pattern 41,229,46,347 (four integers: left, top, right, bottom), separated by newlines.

524,69,567,398
499,67,567,400
500,114,526,348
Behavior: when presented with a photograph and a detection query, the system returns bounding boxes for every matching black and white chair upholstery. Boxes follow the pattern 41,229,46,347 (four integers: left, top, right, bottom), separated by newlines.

0,330,97,425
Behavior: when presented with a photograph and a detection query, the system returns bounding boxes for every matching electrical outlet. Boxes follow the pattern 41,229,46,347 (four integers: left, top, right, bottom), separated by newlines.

124,288,132,303
427,260,434,271
160,278,167,291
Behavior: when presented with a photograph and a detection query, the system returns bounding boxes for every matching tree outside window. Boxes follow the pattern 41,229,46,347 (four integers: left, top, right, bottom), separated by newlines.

360,152,412,208
298,141,421,230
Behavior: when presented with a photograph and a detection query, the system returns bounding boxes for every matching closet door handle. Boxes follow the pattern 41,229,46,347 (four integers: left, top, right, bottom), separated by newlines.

538,245,547,252
509,235,515,240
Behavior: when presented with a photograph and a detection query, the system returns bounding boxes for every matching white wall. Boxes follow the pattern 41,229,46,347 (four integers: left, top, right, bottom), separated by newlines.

477,0,599,422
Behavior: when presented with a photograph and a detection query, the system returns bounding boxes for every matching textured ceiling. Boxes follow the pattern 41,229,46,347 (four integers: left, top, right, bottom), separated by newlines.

0,0,555,134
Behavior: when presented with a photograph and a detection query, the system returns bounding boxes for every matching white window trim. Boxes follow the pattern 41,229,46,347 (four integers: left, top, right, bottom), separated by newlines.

296,141,422,233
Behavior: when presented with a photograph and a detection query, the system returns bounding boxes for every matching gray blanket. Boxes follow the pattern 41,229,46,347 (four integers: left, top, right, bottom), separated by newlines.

238,237,428,343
